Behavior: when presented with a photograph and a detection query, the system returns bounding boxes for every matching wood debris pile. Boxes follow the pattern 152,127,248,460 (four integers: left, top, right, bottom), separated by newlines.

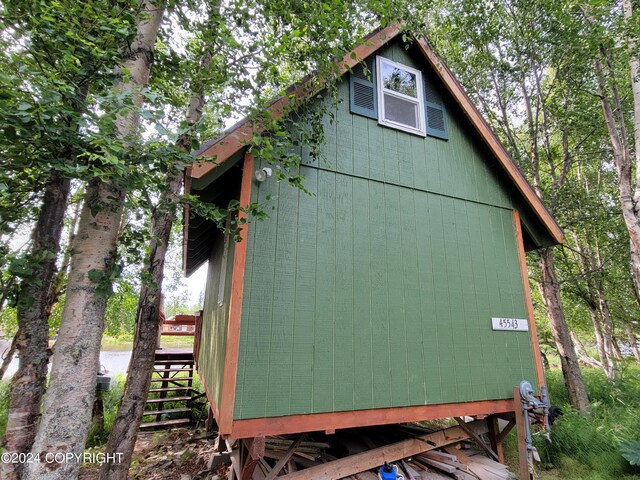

232,420,514,480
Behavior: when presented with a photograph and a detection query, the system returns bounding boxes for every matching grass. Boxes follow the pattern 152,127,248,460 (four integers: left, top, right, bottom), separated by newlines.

0,381,10,437
100,335,194,351
503,362,640,480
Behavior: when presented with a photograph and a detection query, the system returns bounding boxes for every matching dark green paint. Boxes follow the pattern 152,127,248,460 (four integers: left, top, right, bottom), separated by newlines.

200,41,544,420
233,164,538,419
198,229,236,409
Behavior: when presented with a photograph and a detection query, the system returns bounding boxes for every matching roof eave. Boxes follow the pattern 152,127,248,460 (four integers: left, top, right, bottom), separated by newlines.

188,23,402,180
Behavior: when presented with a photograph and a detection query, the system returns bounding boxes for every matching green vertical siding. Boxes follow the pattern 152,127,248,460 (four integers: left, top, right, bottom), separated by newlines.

301,48,513,211
234,167,538,419
198,230,235,409
212,40,541,420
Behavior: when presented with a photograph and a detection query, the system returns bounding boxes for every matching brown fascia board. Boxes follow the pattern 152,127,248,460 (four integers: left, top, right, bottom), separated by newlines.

188,23,402,179
186,23,563,246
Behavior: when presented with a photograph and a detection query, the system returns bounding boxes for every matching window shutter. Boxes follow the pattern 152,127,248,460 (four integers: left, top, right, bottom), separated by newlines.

424,76,448,140
349,58,377,119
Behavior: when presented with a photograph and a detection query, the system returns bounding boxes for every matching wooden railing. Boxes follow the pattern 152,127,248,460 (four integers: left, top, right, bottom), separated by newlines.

161,314,197,336
160,312,202,369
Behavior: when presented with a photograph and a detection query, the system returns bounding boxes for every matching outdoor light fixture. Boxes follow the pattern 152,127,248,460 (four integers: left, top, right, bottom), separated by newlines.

254,167,273,182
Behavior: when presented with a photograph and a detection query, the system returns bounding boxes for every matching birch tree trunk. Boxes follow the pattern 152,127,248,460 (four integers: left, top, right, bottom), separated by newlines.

623,0,640,297
626,323,640,363
520,69,590,411
587,307,610,372
44,194,82,320
573,234,617,379
538,248,591,414
623,0,640,201
0,330,19,381
99,33,213,476
570,331,603,369
0,171,71,480
594,0,640,304
23,180,125,480
97,171,182,480
24,3,164,479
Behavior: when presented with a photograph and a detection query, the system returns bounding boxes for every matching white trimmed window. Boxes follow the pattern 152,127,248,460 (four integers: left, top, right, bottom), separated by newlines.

376,56,426,136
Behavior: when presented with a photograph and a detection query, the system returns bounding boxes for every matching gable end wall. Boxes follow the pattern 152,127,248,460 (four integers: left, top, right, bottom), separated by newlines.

232,41,539,420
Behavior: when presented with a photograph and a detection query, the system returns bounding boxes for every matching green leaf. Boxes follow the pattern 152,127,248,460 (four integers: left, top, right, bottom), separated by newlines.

87,269,104,283
620,440,640,466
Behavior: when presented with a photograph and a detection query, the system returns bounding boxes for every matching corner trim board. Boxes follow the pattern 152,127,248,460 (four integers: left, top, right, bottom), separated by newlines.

219,152,254,435
182,168,193,276
513,210,546,391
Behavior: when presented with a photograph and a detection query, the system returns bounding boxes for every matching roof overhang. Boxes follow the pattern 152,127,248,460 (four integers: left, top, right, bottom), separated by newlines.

188,24,402,180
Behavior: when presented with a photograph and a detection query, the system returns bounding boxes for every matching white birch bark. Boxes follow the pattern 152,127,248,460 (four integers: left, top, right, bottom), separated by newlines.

24,3,164,479
597,1,640,304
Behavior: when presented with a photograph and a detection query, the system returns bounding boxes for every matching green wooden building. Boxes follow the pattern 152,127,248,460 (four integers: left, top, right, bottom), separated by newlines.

183,25,563,442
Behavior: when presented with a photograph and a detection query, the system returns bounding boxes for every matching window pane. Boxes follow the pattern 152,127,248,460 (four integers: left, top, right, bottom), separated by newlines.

384,93,418,128
382,63,417,97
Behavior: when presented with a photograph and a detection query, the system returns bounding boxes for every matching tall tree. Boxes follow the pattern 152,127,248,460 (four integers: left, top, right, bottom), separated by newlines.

0,2,136,477
427,0,592,413
24,2,164,478
2,173,71,480
588,0,640,316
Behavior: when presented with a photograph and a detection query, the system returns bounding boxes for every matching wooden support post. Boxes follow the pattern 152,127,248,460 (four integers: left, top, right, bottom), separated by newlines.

241,437,265,480
228,440,240,480
514,386,533,480
156,362,171,423
454,417,499,461
206,407,218,433
497,420,516,444
186,360,194,410
487,415,504,464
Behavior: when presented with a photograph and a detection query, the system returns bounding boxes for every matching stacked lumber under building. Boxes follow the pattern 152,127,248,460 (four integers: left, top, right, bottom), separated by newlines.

226,419,515,480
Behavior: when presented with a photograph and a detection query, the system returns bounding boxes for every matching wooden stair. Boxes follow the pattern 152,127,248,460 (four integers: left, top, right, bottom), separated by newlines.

140,350,195,430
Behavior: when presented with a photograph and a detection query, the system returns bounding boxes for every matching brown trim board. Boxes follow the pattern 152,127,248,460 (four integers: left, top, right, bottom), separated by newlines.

182,167,193,276
228,398,515,439
219,152,254,435
513,209,546,392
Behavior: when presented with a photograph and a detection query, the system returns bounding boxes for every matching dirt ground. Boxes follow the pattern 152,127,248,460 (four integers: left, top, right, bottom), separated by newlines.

79,428,231,480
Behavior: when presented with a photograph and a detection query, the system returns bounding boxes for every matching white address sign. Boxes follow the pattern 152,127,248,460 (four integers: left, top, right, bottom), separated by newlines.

491,317,529,331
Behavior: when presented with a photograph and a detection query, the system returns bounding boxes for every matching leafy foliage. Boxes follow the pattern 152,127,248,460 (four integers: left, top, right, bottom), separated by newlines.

531,366,640,479
426,0,640,385
619,440,640,467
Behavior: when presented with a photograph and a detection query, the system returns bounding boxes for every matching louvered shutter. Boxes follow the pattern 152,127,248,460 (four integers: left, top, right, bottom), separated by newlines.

424,76,448,140
349,58,377,119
